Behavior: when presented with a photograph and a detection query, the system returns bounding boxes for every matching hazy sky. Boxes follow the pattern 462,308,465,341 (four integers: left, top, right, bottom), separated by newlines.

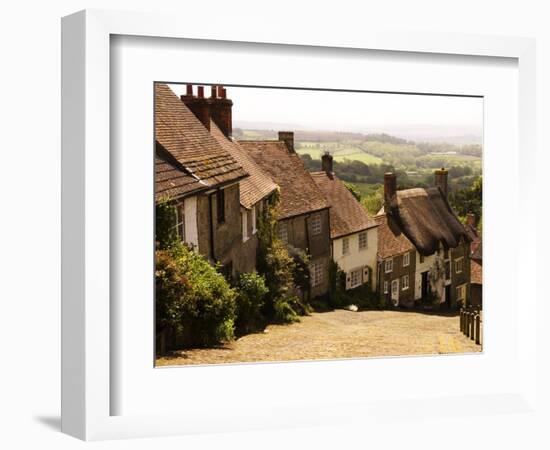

169,84,483,141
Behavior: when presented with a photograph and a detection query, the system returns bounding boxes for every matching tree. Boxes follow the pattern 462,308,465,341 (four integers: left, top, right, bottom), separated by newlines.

449,176,482,220
344,181,362,202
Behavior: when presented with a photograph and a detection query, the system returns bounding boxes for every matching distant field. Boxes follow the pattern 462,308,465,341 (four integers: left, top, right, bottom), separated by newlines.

297,140,383,164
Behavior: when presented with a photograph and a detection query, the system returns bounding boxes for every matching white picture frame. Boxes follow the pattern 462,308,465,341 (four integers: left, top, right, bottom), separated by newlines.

61,9,537,441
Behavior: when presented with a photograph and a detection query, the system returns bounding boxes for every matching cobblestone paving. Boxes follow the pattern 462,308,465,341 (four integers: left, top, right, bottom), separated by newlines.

156,309,482,366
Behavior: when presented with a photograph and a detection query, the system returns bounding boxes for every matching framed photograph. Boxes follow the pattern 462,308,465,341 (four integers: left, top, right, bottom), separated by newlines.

62,9,537,441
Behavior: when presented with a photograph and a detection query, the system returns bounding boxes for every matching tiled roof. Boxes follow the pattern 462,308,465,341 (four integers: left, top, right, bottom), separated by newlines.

310,171,378,239
210,123,277,209
388,187,470,256
374,213,415,259
154,83,248,194
155,144,206,201
471,259,482,284
238,141,329,219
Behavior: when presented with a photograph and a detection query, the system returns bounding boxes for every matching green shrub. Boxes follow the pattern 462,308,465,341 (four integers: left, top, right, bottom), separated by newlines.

273,296,300,324
328,260,348,308
155,242,236,348
155,199,179,250
234,272,268,335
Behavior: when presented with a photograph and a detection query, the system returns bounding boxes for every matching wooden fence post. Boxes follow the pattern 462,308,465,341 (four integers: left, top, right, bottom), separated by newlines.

475,314,481,345
470,312,475,340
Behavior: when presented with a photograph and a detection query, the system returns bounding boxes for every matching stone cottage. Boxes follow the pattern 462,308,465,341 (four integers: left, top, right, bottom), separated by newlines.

155,83,248,276
180,84,279,274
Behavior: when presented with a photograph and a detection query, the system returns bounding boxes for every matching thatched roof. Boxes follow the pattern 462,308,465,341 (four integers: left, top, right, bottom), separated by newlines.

387,187,470,256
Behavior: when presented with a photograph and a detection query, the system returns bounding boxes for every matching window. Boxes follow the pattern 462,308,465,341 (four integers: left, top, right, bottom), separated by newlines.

311,214,322,235
252,205,257,234
216,189,225,224
383,281,389,294
358,231,368,250
384,258,393,273
419,254,425,263
401,275,409,290
173,202,185,241
241,210,249,242
403,252,410,267
456,284,467,303
455,257,464,274
278,221,288,243
350,268,362,289
310,261,324,287
342,237,350,255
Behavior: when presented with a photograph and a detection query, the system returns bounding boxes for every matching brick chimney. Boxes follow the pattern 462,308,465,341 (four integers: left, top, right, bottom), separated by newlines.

384,172,397,212
278,131,294,153
180,84,211,131
209,85,233,138
434,167,449,197
322,151,333,176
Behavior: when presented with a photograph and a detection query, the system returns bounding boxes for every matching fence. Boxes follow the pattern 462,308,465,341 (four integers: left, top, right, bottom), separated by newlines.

459,306,482,345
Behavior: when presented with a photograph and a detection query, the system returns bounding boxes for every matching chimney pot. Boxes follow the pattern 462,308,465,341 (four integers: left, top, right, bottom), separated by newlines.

211,86,217,99
466,213,476,227
434,167,449,197
278,131,295,153
322,152,333,176
180,86,210,131
384,173,397,212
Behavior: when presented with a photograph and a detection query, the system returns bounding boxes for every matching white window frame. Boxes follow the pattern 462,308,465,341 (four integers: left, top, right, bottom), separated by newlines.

252,204,257,234
241,210,249,242
403,252,410,267
358,231,368,250
384,258,393,273
310,213,322,235
383,281,389,294
401,274,409,290
173,202,185,241
342,237,350,255
350,268,362,289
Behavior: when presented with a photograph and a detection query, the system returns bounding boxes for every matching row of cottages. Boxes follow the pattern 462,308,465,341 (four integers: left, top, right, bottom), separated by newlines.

155,83,277,276
238,135,333,298
375,170,472,308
